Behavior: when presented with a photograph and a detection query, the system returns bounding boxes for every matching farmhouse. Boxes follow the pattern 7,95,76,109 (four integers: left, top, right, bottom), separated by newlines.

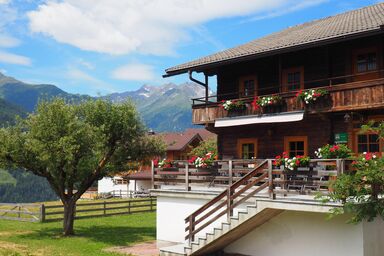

154,3,384,256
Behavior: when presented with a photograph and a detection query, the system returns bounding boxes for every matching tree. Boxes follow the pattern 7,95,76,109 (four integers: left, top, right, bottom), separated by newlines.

321,122,384,223
0,98,164,235
189,137,217,158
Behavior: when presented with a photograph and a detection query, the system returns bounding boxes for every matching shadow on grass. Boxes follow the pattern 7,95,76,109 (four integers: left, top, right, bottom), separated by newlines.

16,225,156,247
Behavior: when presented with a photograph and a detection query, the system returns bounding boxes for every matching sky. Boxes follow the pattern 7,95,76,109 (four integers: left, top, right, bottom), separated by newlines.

0,0,381,96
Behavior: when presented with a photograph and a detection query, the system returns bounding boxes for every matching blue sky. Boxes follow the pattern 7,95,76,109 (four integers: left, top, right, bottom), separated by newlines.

0,0,380,96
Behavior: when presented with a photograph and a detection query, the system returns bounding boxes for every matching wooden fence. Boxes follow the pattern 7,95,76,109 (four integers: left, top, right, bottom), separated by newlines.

0,198,156,223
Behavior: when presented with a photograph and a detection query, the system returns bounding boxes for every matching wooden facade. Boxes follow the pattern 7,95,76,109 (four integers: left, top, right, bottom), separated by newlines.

191,34,384,159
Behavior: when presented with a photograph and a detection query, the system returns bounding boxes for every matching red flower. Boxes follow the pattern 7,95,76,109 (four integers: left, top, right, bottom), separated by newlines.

296,160,300,165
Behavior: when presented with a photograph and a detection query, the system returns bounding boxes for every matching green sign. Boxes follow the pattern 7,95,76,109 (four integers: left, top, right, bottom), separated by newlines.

335,133,348,144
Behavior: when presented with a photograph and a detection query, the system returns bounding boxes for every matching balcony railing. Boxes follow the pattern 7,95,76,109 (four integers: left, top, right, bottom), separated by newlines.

151,158,352,195
192,71,384,124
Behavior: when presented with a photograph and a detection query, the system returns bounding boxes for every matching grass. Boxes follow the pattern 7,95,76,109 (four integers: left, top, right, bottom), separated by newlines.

0,211,156,256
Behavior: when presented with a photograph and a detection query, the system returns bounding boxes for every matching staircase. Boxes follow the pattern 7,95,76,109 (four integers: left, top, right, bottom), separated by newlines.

160,159,280,256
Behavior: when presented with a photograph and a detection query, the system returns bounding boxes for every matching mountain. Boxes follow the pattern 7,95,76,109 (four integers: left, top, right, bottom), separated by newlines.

0,73,89,112
107,82,210,131
0,98,27,125
0,72,210,132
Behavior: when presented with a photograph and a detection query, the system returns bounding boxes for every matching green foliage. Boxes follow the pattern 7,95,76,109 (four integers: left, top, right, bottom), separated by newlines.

315,144,352,159
0,98,164,234
189,138,217,158
323,152,384,223
0,169,16,185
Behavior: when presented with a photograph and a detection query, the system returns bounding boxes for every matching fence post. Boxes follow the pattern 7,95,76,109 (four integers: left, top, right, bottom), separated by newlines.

18,205,21,219
268,159,275,199
336,159,342,176
151,160,155,189
103,201,106,216
128,200,131,214
185,162,190,191
188,215,195,243
150,197,153,211
228,160,233,186
39,204,45,223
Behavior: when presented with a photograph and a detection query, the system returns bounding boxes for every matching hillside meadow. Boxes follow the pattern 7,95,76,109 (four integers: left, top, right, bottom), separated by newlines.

0,211,156,255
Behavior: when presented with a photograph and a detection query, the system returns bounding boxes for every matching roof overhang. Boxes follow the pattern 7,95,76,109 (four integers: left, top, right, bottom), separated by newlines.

163,29,384,78
214,111,304,128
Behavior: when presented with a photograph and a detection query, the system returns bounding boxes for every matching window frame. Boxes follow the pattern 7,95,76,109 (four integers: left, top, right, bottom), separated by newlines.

239,75,257,98
284,136,308,157
237,138,258,159
282,67,304,92
354,48,378,74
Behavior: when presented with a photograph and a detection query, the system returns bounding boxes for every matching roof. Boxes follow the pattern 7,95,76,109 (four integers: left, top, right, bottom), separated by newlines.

124,170,151,180
159,128,215,151
165,3,384,77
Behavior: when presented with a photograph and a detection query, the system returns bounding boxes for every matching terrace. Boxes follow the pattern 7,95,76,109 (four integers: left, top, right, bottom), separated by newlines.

192,71,384,125
151,158,352,197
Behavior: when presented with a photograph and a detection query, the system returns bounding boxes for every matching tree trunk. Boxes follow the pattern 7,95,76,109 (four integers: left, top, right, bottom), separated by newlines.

63,198,76,236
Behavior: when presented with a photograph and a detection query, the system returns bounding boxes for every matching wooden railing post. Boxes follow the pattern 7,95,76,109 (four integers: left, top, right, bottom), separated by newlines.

228,160,233,186
151,160,155,189
39,204,45,223
188,215,195,243
150,197,154,211
185,162,190,191
268,159,275,199
103,201,106,216
227,187,233,221
336,159,342,176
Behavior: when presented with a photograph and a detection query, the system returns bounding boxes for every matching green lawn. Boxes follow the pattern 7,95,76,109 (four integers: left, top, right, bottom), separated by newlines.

0,212,156,256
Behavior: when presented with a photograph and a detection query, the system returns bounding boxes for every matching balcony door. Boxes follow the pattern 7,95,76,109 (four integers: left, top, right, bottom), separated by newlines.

282,67,304,92
237,138,258,159
239,75,257,98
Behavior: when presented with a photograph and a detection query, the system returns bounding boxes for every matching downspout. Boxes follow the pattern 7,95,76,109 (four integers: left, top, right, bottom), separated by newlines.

188,70,210,124
188,70,209,103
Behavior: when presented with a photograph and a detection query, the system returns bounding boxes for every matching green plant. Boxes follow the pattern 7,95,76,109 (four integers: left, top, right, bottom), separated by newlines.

220,99,246,111
256,95,282,107
296,88,328,104
321,151,384,223
273,152,309,171
189,138,217,158
315,144,352,159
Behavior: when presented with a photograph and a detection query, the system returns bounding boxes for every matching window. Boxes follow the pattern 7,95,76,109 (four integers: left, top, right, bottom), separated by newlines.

284,136,308,158
237,139,257,159
114,179,128,185
356,52,377,73
282,67,304,92
239,76,257,97
356,133,382,153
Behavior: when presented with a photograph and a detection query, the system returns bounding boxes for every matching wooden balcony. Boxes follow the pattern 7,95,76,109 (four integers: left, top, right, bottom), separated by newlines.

192,77,384,124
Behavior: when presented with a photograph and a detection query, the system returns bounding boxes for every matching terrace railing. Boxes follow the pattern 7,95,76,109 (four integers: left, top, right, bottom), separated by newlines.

152,158,352,242
191,71,384,124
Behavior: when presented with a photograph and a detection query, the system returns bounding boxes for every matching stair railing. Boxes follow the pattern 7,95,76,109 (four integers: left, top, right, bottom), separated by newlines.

185,159,272,242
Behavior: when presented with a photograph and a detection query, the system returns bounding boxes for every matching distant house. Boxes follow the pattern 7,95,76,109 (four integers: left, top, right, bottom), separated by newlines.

97,128,215,197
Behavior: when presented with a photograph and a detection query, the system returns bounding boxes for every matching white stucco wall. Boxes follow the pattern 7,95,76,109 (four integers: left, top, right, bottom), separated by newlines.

98,177,129,193
224,211,363,256
156,192,247,243
363,217,384,256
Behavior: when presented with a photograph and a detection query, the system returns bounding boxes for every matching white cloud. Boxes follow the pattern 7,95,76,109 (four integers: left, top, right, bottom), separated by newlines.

0,50,31,65
0,34,20,48
27,0,325,56
67,68,115,93
111,63,156,81
0,0,10,4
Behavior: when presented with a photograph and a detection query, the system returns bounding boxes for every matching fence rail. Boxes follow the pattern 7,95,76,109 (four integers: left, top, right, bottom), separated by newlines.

0,198,156,223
